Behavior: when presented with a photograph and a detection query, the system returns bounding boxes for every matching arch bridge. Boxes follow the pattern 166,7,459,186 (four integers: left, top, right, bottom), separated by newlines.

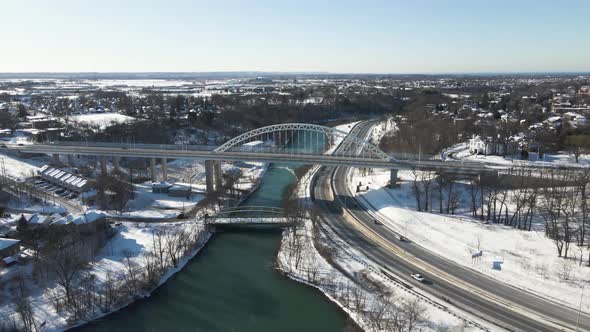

4,122,494,194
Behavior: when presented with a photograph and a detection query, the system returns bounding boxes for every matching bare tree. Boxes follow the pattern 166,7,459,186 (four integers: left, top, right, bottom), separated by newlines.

402,298,427,332
122,249,140,292
15,276,36,332
411,169,422,211
367,294,395,331
434,174,447,213
47,248,86,303
420,171,435,212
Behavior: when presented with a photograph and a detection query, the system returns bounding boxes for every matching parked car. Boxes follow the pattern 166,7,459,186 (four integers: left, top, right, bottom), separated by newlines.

411,273,425,283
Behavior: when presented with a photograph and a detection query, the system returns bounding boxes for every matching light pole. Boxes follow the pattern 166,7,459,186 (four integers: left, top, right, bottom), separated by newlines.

577,280,590,331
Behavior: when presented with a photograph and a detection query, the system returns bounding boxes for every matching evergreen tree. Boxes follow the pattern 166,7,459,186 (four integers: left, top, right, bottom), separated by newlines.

17,214,28,234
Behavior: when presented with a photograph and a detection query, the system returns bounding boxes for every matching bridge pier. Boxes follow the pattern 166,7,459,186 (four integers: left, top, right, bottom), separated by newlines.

113,156,120,173
52,153,60,165
150,158,157,181
161,157,168,181
214,161,222,191
389,169,398,188
67,154,75,165
205,160,215,193
100,156,107,175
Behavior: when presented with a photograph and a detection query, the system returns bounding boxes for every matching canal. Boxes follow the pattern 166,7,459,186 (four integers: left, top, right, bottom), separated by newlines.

77,134,348,331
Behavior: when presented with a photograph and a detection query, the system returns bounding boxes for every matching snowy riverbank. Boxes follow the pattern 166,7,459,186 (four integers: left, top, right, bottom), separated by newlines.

0,221,211,331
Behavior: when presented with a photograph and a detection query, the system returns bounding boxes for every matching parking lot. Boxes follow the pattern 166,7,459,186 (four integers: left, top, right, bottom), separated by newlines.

32,177,79,200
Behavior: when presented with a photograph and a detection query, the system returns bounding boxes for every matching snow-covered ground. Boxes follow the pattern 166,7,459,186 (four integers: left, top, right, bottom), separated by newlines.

106,159,266,219
164,158,265,193
349,167,590,313
3,196,66,215
104,182,205,219
69,113,135,129
0,151,45,181
444,142,590,167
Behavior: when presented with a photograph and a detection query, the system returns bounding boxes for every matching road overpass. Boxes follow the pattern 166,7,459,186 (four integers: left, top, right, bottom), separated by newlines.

3,123,499,193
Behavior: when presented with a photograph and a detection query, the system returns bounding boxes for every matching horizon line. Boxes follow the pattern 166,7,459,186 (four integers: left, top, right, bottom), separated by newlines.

1,70,590,77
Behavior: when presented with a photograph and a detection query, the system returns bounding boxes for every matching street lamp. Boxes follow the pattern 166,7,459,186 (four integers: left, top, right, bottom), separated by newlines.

577,280,590,331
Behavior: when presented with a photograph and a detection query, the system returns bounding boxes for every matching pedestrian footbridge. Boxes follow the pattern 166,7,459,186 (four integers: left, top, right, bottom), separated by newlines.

203,206,293,226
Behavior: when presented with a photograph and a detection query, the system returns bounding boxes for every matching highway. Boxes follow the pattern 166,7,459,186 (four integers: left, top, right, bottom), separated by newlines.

312,121,590,332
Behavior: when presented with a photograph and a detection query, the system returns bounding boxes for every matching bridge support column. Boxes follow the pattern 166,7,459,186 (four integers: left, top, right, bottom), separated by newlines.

389,169,398,188
113,156,120,173
205,160,215,194
52,153,60,165
150,158,157,182
214,161,222,191
100,156,107,175
67,154,74,165
161,157,168,181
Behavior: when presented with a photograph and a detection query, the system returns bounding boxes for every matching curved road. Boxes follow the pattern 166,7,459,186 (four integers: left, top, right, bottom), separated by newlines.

312,121,590,332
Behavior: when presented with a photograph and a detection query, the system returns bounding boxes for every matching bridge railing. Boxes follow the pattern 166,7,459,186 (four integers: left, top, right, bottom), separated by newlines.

43,141,218,151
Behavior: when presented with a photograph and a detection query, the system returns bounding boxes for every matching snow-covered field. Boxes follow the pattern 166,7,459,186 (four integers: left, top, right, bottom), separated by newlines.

349,167,590,313
69,113,135,129
445,142,590,167
0,151,44,181
131,182,204,210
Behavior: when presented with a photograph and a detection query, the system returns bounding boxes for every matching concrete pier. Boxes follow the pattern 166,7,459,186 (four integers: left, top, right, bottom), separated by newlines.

52,153,60,165
100,156,107,175
205,160,215,193
214,161,222,191
113,156,120,172
161,157,168,181
390,169,398,188
150,158,157,181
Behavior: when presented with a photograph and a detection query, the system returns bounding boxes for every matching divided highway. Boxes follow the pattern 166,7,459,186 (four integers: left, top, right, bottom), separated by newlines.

312,121,590,332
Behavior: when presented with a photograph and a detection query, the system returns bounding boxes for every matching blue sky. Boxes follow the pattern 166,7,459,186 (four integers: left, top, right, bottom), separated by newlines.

2,0,589,73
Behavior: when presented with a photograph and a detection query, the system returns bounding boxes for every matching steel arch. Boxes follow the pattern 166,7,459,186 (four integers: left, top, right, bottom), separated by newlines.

214,123,390,161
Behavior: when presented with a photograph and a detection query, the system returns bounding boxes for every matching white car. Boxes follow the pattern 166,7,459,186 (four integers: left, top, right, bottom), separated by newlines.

411,273,425,283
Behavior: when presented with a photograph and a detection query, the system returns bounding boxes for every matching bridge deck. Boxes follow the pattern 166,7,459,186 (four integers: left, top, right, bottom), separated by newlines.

5,142,496,173
205,217,292,226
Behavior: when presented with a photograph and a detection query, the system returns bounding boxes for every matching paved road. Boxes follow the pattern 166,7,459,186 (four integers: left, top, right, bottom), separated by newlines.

312,121,590,332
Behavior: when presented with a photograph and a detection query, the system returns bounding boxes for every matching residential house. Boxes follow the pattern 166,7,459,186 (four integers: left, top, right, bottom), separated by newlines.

0,238,20,261
469,136,510,156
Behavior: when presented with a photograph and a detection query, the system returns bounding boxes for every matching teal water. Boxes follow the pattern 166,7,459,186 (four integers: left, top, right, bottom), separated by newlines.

77,133,348,331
